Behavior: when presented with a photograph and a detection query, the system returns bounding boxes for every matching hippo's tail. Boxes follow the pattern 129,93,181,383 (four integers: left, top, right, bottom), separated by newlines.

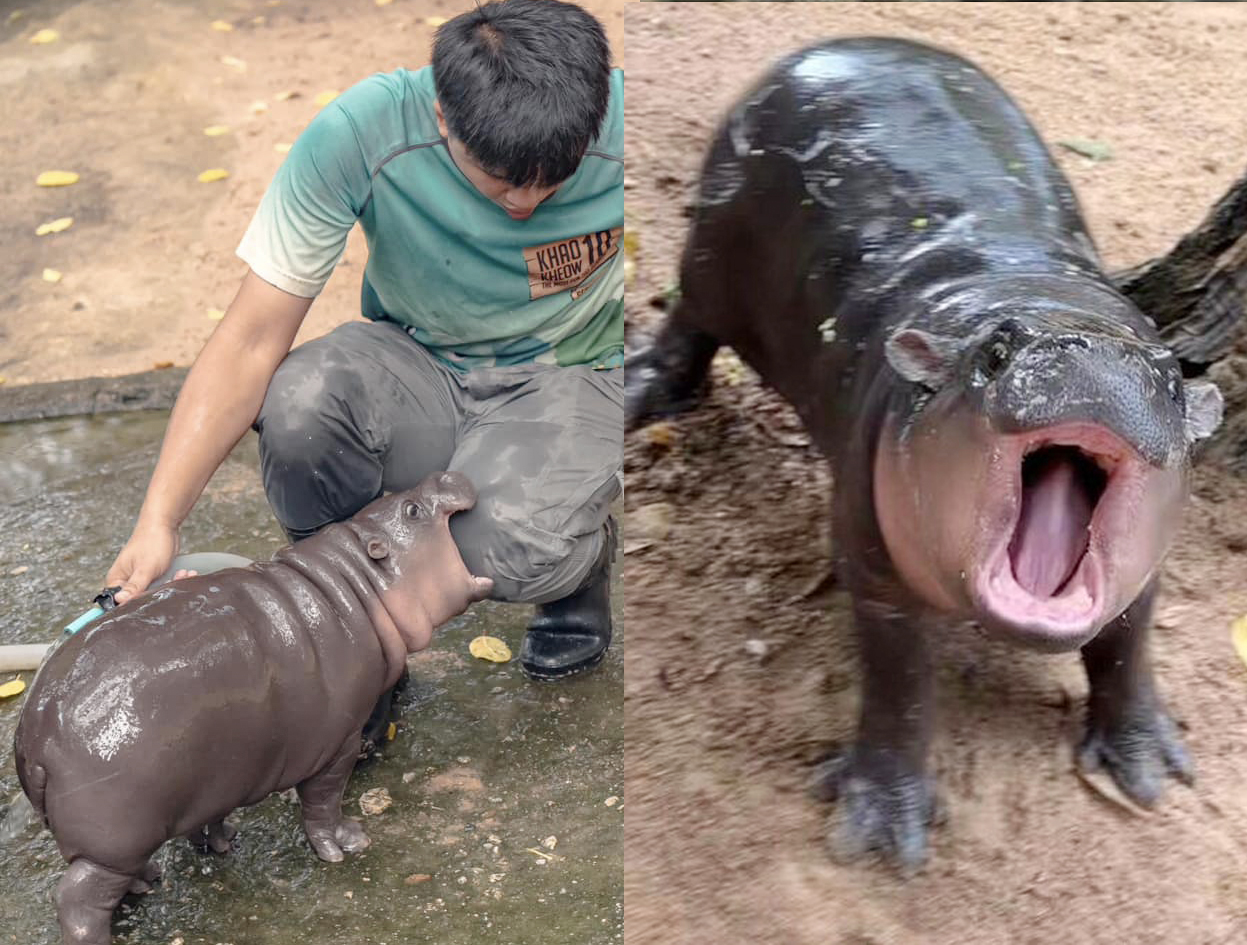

14,750,49,828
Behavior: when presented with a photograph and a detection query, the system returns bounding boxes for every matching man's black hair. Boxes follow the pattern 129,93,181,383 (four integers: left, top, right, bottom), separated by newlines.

432,0,611,188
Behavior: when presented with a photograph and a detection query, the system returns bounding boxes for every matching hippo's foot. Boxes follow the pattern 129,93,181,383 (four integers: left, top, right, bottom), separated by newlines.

126,859,163,895
305,818,371,863
55,858,135,945
1078,702,1194,806
811,749,937,871
623,325,718,433
186,819,237,855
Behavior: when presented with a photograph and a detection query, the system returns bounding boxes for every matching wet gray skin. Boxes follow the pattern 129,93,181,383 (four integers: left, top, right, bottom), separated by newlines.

626,38,1222,869
0,411,622,944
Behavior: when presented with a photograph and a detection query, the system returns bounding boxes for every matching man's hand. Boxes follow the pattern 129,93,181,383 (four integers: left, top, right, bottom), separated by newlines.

105,520,180,605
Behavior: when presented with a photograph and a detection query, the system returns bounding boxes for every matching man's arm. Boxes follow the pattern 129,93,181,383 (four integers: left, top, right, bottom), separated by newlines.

107,270,313,603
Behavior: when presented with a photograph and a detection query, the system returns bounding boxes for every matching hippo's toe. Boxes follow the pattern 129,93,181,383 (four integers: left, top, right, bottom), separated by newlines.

1078,702,1194,807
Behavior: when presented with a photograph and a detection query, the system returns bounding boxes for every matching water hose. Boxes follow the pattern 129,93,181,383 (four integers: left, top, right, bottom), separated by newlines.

0,552,255,673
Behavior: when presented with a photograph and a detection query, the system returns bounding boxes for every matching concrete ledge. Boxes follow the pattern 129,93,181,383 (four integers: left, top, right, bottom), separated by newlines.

0,367,189,423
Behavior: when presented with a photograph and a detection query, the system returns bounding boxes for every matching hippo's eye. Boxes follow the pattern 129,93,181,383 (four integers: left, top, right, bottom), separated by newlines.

1167,374,1182,403
975,338,1012,382
403,501,423,519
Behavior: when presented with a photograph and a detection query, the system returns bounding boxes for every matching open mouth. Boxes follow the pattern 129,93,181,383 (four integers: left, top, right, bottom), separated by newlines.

977,423,1135,648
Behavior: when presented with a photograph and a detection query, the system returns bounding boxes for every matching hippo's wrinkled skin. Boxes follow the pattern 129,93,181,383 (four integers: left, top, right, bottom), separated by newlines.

15,471,492,944
626,38,1223,868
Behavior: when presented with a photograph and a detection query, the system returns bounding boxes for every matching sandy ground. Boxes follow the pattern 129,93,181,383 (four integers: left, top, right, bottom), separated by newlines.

623,4,1247,944
0,0,624,385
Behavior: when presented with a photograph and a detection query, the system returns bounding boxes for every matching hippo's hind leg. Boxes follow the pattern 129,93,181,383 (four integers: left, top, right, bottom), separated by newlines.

185,819,237,855
54,858,138,945
126,858,163,894
1078,579,1194,805
296,734,371,863
624,302,719,432
811,594,938,871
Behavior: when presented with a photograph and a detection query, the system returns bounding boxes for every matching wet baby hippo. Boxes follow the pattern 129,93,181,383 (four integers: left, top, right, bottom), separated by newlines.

15,471,492,944
627,38,1224,867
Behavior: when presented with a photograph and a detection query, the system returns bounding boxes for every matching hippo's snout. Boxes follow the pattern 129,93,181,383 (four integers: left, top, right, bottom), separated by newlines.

417,471,478,516
987,334,1187,467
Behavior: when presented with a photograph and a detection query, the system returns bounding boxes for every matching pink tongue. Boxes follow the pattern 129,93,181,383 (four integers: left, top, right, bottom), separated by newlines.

1009,456,1094,598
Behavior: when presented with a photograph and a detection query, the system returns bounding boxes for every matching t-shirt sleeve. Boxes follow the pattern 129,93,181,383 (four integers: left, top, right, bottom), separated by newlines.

236,94,375,298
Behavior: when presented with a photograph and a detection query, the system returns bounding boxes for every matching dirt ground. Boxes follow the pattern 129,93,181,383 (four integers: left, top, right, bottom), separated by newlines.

0,0,624,385
623,4,1247,945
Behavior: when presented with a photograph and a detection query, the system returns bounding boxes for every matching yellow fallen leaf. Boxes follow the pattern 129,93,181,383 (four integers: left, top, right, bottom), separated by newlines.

35,216,74,236
198,168,229,183
36,170,79,187
29,28,58,44
469,635,512,663
376,0,395,5
42,268,62,283
252,15,266,25
1231,616,1247,670
211,19,233,31
206,308,226,320
0,679,26,699
643,422,677,448
314,90,338,107
8,11,25,24
425,16,448,27
221,55,247,71
203,125,230,136
274,89,299,101
250,100,268,114
274,142,292,153
0,377,6,385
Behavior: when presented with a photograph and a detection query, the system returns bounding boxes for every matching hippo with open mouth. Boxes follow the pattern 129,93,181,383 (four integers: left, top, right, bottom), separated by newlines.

625,38,1223,867
14,471,492,943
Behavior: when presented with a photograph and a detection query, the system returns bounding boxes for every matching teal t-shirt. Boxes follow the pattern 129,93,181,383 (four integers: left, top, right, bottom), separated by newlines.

236,66,624,371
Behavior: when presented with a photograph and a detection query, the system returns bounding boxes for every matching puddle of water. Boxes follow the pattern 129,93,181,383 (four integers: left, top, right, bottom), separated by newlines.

0,412,622,944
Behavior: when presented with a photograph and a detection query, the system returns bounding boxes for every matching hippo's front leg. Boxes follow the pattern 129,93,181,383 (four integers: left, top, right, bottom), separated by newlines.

297,735,372,863
812,594,937,869
1078,579,1194,805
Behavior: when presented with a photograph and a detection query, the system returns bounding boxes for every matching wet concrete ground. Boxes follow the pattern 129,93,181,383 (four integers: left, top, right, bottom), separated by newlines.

0,411,623,945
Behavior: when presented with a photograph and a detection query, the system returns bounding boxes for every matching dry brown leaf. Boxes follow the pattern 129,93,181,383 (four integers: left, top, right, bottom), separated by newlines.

359,787,393,815
153,361,174,370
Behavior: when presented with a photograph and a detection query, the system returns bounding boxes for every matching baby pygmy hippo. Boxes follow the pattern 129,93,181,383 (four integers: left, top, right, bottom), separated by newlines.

15,471,492,945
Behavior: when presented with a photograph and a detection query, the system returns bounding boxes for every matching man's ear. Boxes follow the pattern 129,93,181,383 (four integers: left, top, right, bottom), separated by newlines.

434,99,449,139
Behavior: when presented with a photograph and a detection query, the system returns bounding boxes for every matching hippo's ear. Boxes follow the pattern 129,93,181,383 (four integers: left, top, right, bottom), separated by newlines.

366,537,390,561
885,327,960,388
1183,379,1223,441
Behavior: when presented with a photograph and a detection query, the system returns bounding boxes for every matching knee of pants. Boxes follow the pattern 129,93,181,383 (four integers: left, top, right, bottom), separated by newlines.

449,500,606,605
254,356,383,536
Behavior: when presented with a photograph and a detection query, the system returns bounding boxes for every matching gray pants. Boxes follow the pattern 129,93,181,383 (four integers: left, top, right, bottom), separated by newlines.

254,320,622,604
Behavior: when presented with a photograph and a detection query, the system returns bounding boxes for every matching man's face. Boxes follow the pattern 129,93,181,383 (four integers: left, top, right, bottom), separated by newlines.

436,101,569,220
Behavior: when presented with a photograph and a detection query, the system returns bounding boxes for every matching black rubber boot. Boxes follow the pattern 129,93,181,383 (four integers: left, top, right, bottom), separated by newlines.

520,518,616,681
358,666,410,763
